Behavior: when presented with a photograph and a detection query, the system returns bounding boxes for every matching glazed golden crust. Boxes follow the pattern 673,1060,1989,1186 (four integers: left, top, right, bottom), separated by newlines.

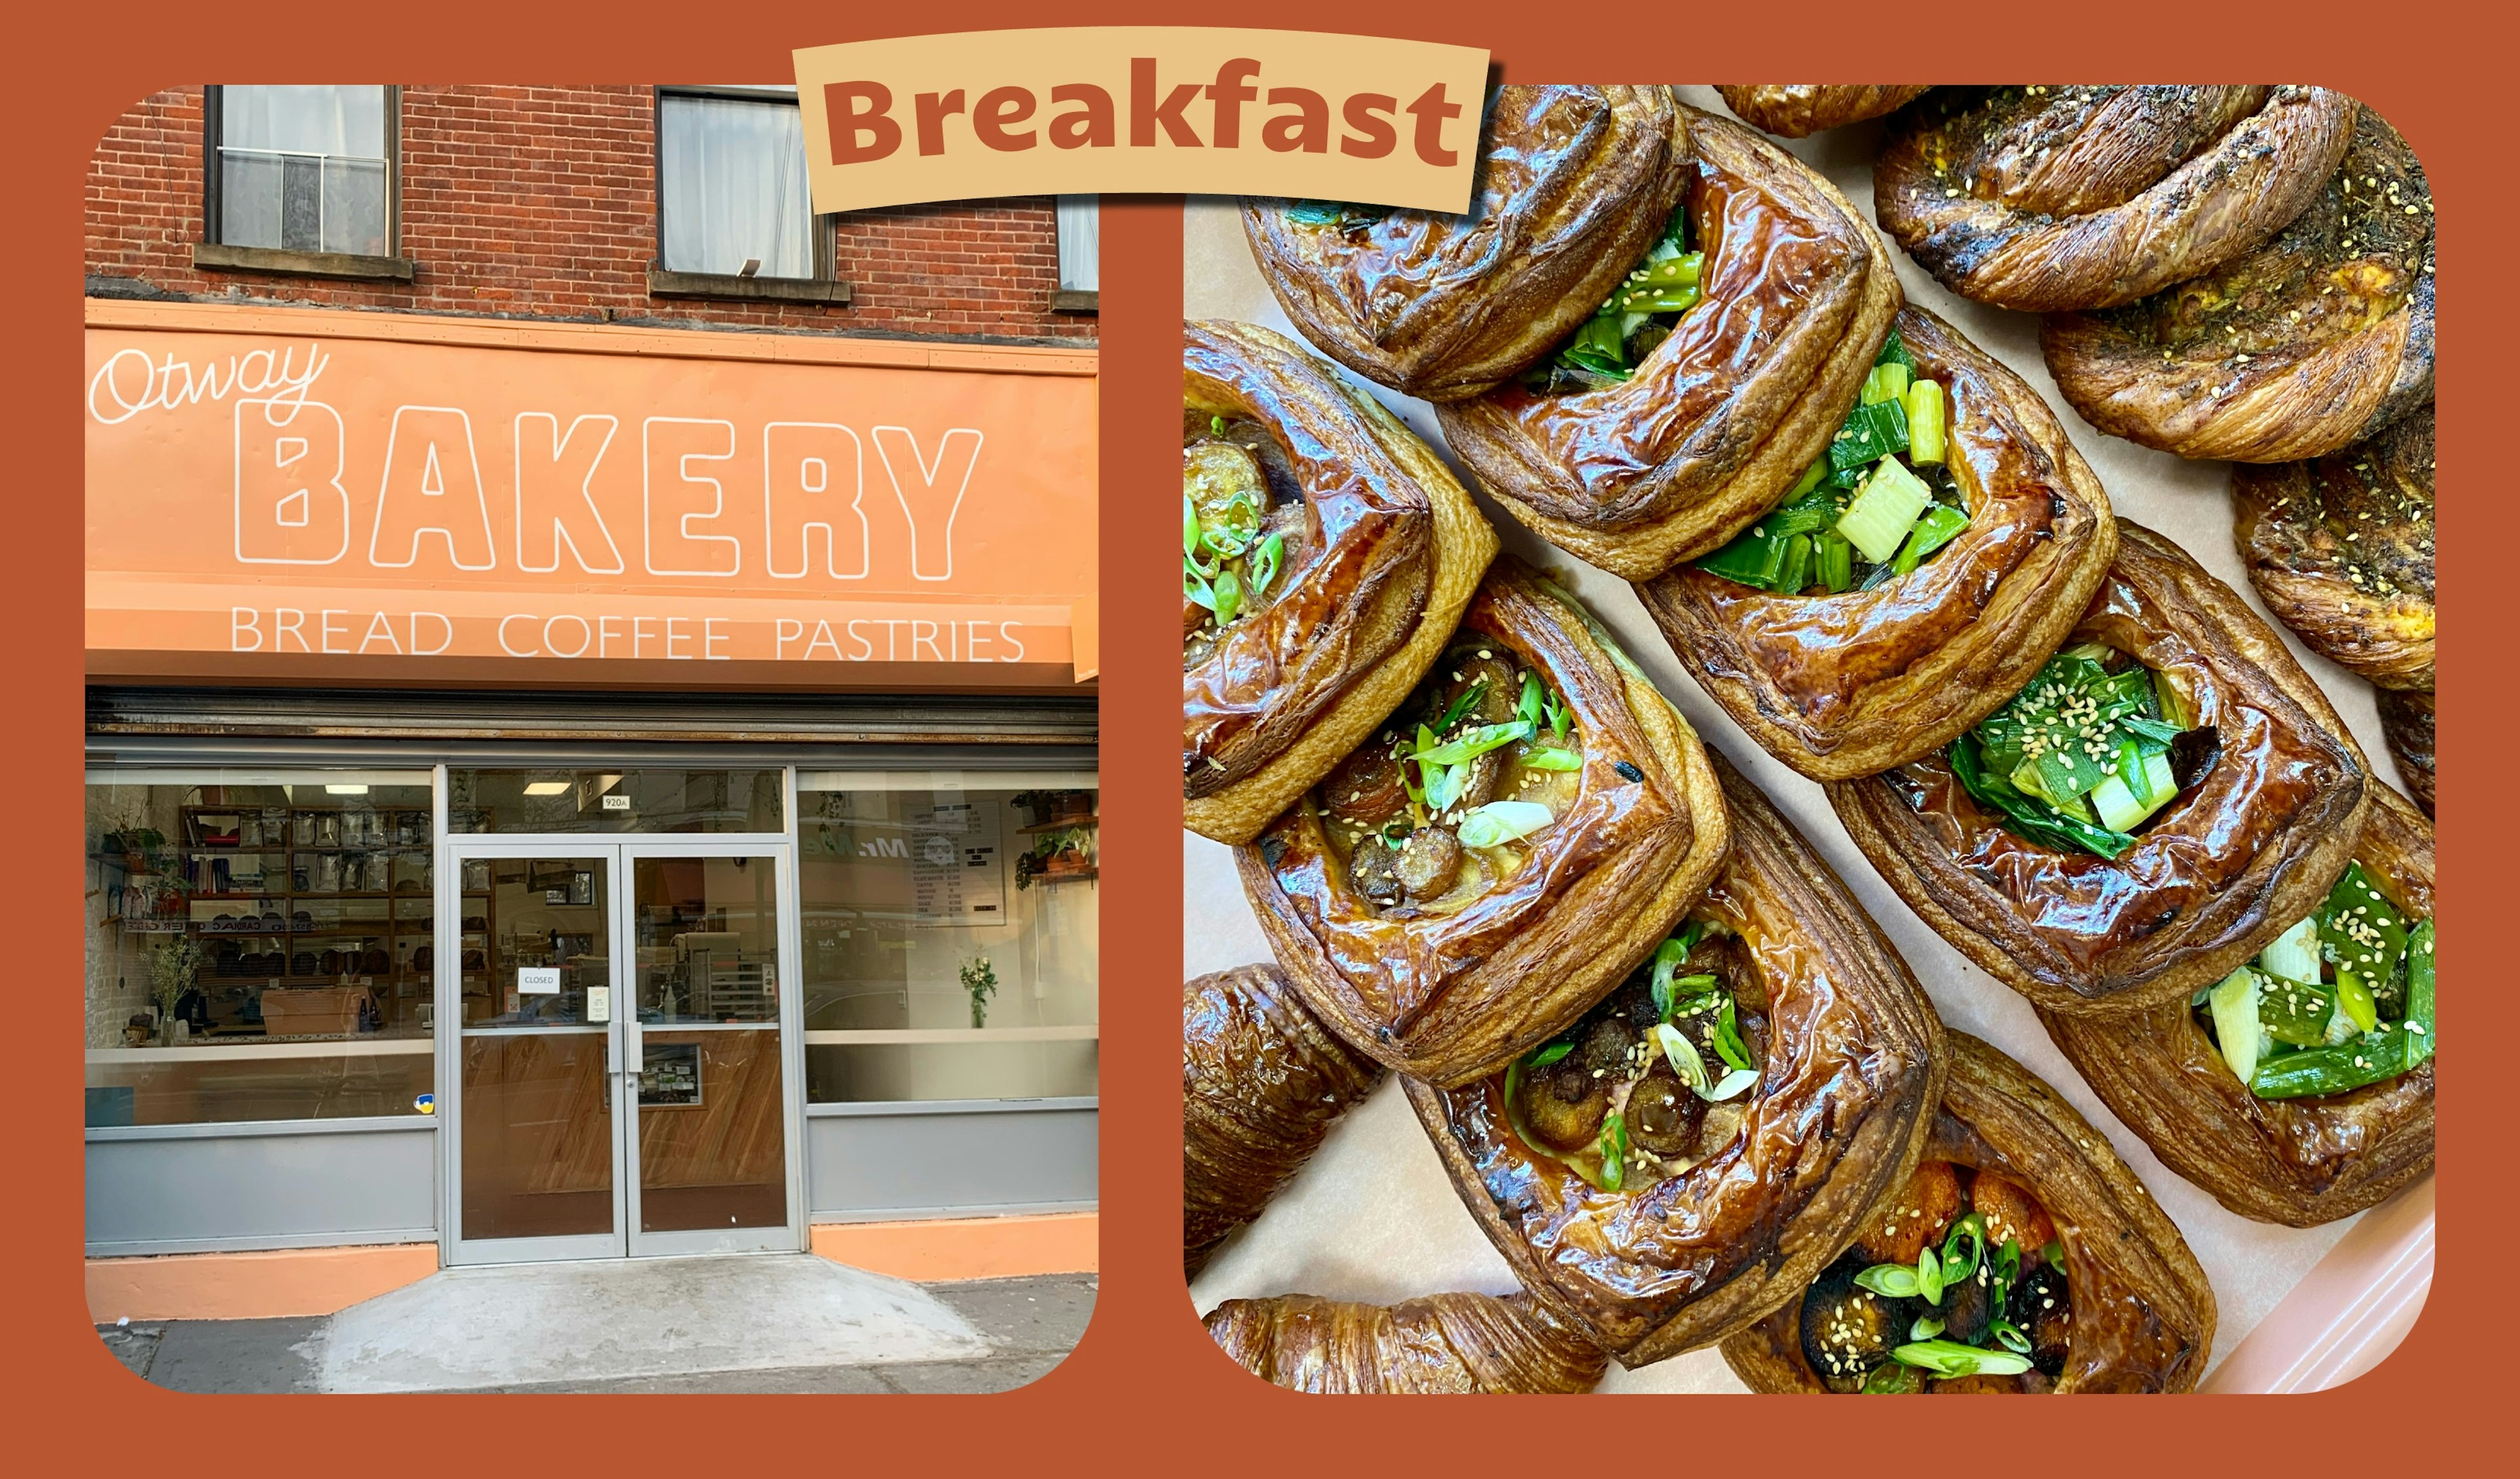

1204,1290,1608,1393
1403,750,1946,1364
1829,525,2370,1016
1878,86,2351,312
1242,87,1688,402
2379,688,2434,817
1184,964,1383,1278
2040,786,2433,1227
1635,306,2117,781
1723,1033,2217,1393
1183,321,1498,844
1717,85,1930,138
2231,404,2433,689
2043,104,2433,463
1238,556,1729,1086
1438,108,1899,580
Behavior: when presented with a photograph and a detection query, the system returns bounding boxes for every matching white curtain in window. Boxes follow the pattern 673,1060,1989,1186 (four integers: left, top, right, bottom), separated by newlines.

660,96,815,279
221,85,386,156
219,86,388,257
1055,196,1099,292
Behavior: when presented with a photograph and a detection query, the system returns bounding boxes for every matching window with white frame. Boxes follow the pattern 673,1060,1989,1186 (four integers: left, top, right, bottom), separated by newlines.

796,771,1099,1103
657,89,820,279
209,85,394,257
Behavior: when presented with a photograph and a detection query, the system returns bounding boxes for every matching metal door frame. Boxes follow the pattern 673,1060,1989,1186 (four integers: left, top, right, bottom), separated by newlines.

435,808,805,1265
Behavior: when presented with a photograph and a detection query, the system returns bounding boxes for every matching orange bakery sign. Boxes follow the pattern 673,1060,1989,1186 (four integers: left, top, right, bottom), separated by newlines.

84,300,1097,686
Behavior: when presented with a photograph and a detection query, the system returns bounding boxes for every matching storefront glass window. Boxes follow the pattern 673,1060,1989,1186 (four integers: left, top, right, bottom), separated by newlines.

797,771,1099,1102
84,771,435,1125
448,768,783,835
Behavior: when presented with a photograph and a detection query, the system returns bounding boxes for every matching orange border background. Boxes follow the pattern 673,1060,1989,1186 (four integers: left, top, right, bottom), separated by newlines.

6,3,2494,1465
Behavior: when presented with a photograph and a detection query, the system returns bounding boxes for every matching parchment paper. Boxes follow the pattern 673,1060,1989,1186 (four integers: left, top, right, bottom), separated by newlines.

1182,86,2423,1392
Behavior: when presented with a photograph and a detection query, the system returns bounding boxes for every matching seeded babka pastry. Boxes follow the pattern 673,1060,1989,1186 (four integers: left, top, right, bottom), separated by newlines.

1400,749,1944,1365
1243,86,1688,403
1183,320,1496,844
1724,1033,2216,1394
1635,306,2116,781
1204,1290,1608,1394
1830,524,2370,1017
1715,85,1929,138
2378,688,2433,818
1437,107,1900,580
2229,403,2434,688
2042,784,2433,1227
1183,963,1382,1278
2043,104,2433,463
1236,556,1728,1086
1876,86,2353,312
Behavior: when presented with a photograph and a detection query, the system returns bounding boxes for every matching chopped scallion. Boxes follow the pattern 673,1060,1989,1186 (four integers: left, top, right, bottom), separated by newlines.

1836,458,1932,564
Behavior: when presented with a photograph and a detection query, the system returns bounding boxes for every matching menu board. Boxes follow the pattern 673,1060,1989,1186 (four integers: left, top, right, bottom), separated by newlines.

908,797,1006,927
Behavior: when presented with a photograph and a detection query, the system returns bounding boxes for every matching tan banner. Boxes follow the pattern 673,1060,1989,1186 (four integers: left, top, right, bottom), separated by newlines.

793,27,1489,213
85,301,1097,687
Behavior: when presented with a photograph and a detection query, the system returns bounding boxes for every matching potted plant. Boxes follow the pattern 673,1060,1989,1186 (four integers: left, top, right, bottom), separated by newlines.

1016,825,1093,889
1009,791,1057,829
120,827,168,877
961,956,998,1029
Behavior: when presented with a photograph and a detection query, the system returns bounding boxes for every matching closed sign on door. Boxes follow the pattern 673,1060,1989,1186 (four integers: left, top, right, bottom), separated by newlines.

518,967,562,995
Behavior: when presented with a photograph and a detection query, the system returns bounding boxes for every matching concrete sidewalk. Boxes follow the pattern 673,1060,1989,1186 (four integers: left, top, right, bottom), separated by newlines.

98,1267,1095,1395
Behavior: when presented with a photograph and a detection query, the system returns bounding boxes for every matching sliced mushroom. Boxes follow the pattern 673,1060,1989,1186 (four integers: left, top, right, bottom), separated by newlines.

2009,1262,2074,1377
1626,1064,1705,1157
1517,1058,1611,1155
1320,745,1407,830
1394,827,1463,903
1347,837,1405,907
1797,1253,1915,1393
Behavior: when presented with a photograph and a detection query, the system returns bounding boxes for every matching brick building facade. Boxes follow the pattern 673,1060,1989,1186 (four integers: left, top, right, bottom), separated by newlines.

86,84,1096,343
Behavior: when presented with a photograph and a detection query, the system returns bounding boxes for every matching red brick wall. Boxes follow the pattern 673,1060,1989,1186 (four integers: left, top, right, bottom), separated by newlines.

85,85,1093,343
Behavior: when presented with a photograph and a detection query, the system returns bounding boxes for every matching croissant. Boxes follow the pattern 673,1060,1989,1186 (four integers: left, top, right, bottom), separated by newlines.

1204,1291,1608,1394
2378,689,2434,818
1402,748,1944,1365
1830,524,2371,1017
1184,320,1498,844
2229,402,2433,690
1242,86,1689,403
1723,1032,2216,1394
1437,107,1900,580
1635,304,2116,781
2042,103,2433,463
1183,963,1382,1278
1876,86,2352,312
1715,85,1929,138
2040,784,2434,1226
1237,555,1729,1086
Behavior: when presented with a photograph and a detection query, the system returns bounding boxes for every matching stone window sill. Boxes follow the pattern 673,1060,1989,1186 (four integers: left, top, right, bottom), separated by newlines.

647,267,852,305
1051,289,1099,314
193,243,417,281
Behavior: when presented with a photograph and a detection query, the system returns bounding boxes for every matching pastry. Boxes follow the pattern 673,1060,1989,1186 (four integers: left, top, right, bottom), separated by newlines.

2041,785,2433,1226
1723,1033,2216,1393
1183,963,1381,1278
1400,749,1944,1365
1437,107,1900,579
2043,104,2433,462
1236,556,1728,1085
1183,320,1497,844
2378,688,2434,817
1635,305,2116,780
1715,85,1929,138
1830,524,2370,1016
1877,86,2353,312
1242,86,1688,402
1205,1291,1606,1393
2230,402,2433,689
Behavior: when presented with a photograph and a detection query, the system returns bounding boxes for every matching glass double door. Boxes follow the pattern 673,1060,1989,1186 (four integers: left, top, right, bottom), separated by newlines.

440,840,801,1262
